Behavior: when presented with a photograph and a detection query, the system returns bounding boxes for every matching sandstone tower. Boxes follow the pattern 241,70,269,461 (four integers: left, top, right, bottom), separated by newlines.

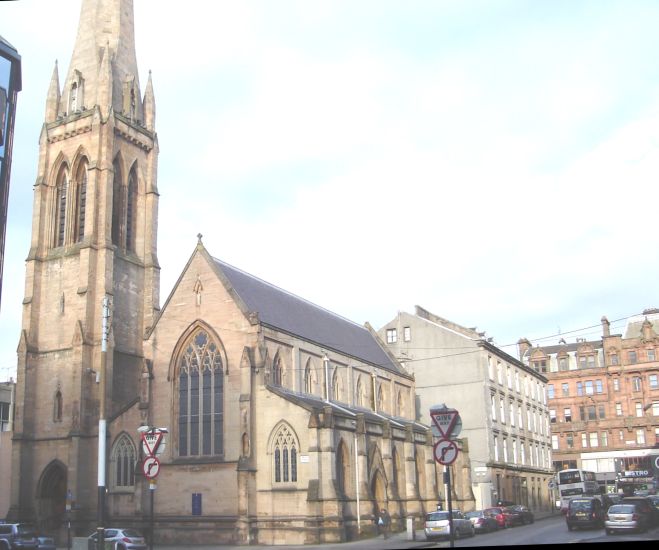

9,0,158,532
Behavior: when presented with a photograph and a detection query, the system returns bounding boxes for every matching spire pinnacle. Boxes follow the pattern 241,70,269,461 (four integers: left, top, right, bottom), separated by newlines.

45,60,60,122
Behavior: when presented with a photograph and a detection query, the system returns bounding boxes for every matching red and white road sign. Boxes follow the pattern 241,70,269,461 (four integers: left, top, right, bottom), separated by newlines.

141,429,166,457
430,407,460,439
142,456,161,479
433,439,459,465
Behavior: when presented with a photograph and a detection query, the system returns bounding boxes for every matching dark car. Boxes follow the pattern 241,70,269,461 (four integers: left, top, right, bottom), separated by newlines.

483,507,508,529
566,496,606,530
464,510,499,533
0,523,38,550
501,506,525,527
621,496,659,526
507,505,534,524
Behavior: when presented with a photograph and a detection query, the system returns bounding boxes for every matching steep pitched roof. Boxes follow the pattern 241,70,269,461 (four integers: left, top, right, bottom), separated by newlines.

212,256,404,374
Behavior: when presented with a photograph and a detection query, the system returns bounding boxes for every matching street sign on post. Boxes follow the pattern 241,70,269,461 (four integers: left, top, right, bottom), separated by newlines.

139,426,168,457
433,439,459,466
142,456,161,479
429,404,461,440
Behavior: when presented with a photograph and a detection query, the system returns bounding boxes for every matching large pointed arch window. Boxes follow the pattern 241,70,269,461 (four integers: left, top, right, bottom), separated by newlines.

74,158,88,242
271,423,298,483
125,165,137,252
54,165,68,247
110,434,136,490
177,329,224,457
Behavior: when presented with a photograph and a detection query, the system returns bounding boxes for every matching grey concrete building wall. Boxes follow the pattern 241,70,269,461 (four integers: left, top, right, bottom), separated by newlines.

379,307,554,511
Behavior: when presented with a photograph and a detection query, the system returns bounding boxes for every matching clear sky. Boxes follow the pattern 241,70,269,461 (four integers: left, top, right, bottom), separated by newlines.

2,0,659,380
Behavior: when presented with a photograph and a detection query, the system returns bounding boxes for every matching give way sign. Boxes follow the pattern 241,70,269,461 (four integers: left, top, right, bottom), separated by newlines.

429,404,460,439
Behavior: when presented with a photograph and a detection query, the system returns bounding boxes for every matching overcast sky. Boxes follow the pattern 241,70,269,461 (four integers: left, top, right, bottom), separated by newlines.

2,0,659,380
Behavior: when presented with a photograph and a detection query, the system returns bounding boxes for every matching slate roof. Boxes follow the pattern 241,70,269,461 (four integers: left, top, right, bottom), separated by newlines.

268,384,428,433
213,257,404,374
535,339,603,355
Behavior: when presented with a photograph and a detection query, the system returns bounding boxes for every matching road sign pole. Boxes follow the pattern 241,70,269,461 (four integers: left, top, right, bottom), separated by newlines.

150,479,156,550
446,466,454,549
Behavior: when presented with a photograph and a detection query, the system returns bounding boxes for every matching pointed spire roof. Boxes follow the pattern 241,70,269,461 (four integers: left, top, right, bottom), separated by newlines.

63,0,141,117
45,60,60,122
143,70,155,130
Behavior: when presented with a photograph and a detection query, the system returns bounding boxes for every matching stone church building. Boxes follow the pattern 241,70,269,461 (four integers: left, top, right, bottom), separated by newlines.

8,1,443,544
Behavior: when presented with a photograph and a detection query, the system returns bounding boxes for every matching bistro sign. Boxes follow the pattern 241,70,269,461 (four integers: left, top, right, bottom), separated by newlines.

623,470,650,477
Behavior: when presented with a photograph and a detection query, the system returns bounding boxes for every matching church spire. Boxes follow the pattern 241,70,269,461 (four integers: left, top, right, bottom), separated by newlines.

45,60,60,122
143,70,155,131
63,0,142,120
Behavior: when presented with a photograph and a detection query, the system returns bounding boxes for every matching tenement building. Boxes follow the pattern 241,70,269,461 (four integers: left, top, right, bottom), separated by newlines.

9,0,439,545
379,306,554,512
518,310,659,495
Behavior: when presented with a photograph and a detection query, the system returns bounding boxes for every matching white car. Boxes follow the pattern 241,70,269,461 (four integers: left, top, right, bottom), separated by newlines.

88,528,147,550
424,510,475,540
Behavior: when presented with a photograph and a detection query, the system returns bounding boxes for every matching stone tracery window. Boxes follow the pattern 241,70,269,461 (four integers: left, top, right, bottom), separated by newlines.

110,433,136,489
272,423,298,483
177,329,224,457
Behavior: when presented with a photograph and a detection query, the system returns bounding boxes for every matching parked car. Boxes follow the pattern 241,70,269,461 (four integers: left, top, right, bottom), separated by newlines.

621,496,659,526
464,510,499,533
36,536,56,550
0,522,38,550
424,510,475,540
483,506,509,529
501,506,526,527
507,505,535,525
566,496,606,530
88,528,147,550
605,503,651,535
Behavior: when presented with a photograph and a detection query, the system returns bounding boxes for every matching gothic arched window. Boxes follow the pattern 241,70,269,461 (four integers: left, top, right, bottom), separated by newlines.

377,385,386,413
74,158,88,242
304,360,315,394
54,165,68,247
111,158,123,247
271,423,298,483
177,329,224,457
336,439,349,497
69,82,78,113
125,165,137,252
355,376,364,408
272,355,283,387
110,434,136,490
332,369,342,402
53,390,63,422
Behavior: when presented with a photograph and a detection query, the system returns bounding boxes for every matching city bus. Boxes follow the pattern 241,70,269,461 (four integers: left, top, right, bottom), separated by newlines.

557,469,600,513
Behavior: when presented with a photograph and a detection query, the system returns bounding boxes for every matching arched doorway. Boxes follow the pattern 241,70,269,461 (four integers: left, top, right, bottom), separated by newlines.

36,461,67,535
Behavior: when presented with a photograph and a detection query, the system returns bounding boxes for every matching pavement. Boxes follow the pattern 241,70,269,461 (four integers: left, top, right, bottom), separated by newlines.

146,508,561,550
